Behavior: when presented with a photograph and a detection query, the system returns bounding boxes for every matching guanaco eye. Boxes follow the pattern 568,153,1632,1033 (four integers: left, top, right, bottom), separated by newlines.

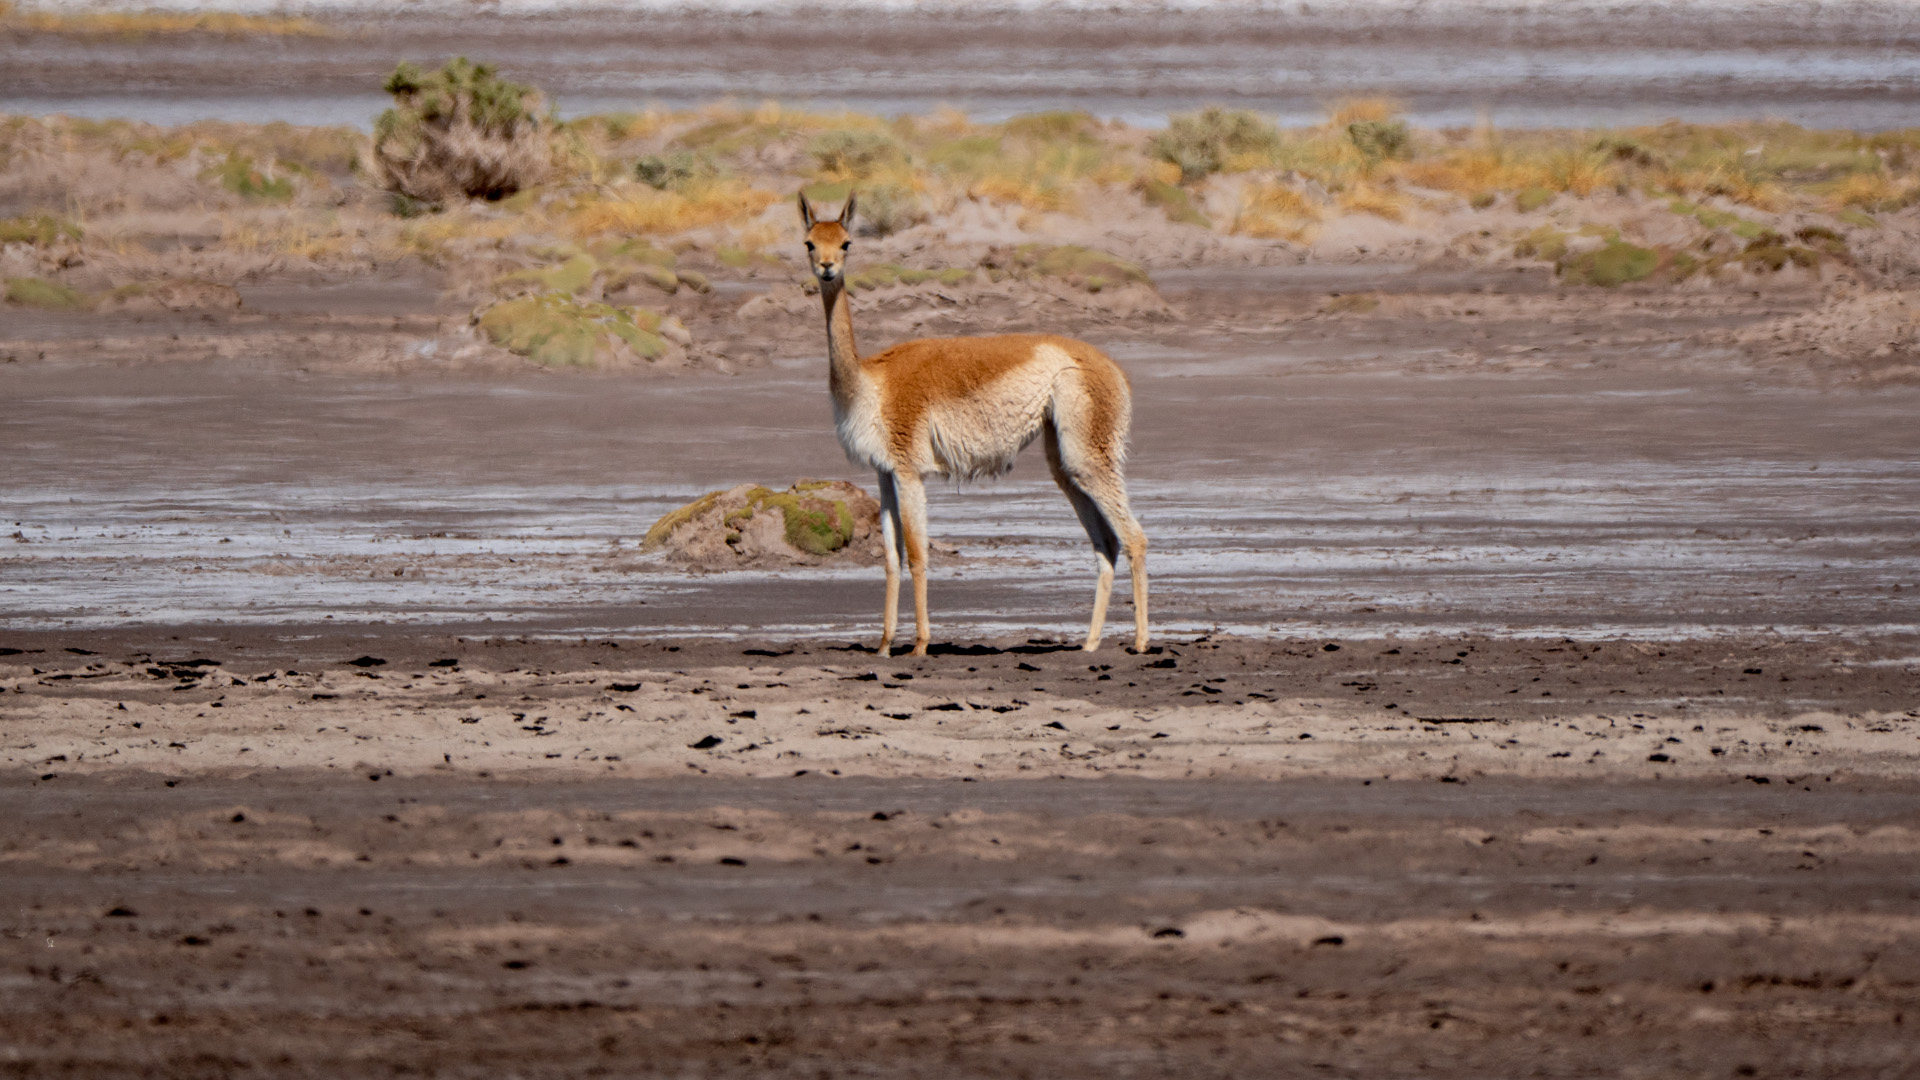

804,241,815,251
841,242,851,251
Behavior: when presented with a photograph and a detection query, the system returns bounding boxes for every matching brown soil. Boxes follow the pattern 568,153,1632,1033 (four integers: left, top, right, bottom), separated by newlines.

6,19,1920,1068
4,631,1918,1078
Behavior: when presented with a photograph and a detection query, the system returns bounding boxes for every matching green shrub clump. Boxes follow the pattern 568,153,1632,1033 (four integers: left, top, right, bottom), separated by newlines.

1515,186,1556,213
1150,107,1280,183
634,149,718,191
1137,178,1212,228
726,483,859,556
1347,119,1411,163
209,151,295,201
476,292,668,367
4,277,89,309
0,214,83,246
372,57,553,206
809,129,907,179
1560,240,1661,287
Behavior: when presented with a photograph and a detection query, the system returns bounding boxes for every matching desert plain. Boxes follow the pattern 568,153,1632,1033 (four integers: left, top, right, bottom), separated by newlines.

4,3,1920,1077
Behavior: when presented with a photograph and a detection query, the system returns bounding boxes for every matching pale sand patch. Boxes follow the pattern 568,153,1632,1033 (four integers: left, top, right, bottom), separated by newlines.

7,656,1915,783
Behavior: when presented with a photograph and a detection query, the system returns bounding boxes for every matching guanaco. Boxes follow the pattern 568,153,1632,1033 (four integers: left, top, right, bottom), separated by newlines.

799,191,1147,656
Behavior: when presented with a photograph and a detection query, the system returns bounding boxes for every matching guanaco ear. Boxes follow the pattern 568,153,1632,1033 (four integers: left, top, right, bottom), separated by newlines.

798,192,816,230
839,191,857,229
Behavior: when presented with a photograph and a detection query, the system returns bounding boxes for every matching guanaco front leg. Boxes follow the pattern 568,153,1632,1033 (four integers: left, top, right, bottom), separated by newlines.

892,470,933,656
876,470,903,655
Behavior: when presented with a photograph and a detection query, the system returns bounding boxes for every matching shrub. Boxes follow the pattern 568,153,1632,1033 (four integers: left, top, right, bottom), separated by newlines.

850,184,927,237
1592,135,1662,169
809,129,907,179
1738,243,1820,274
634,150,718,191
1513,226,1569,261
1347,119,1410,163
208,151,295,201
372,57,554,206
1150,107,1279,183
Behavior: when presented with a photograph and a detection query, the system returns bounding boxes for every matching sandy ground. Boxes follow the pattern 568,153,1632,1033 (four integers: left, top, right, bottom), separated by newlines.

7,217,1920,1078
7,256,1920,1078
4,632,1919,1077
7,8,1920,1069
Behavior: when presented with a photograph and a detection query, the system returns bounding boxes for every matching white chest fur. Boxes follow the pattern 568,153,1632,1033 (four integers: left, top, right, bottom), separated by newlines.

832,378,892,471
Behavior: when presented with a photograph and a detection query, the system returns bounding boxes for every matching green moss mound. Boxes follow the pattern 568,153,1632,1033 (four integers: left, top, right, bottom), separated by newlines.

1138,178,1211,228
0,214,82,246
476,293,665,367
1514,186,1555,213
498,252,598,294
4,277,89,309
641,490,726,551
1561,240,1661,287
724,484,859,556
642,480,877,561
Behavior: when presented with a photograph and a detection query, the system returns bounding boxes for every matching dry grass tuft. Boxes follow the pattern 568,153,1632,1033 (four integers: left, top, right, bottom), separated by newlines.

566,180,777,239
1327,98,1403,129
1336,182,1406,221
983,244,1150,293
1234,181,1321,240
1830,172,1919,213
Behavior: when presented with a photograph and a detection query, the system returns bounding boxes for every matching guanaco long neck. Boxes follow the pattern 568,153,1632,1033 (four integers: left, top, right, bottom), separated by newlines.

820,276,863,407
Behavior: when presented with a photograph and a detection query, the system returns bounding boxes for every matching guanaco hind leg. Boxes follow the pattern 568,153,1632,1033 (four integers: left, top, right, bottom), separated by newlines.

1045,427,1149,652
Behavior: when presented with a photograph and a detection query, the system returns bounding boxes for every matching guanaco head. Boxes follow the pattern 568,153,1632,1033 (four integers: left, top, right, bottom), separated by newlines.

798,191,857,283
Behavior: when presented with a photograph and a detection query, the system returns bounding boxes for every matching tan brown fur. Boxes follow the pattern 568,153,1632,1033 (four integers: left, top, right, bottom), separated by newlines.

799,192,1147,656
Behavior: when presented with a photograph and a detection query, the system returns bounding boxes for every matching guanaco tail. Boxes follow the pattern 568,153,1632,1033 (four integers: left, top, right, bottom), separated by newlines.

798,191,1148,656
